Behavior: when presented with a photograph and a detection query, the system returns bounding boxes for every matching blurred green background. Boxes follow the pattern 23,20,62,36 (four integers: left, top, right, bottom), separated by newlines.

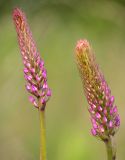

0,0,125,159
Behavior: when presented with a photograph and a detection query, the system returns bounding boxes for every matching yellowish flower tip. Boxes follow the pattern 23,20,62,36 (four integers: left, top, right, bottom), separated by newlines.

76,39,90,54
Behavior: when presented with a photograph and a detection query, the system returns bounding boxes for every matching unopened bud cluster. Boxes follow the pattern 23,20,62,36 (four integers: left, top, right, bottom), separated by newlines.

13,8,51,110
75,40,120,140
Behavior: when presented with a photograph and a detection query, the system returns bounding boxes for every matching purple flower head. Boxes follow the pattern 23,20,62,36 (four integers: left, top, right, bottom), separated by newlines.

13,8,51,110
75,39,120,140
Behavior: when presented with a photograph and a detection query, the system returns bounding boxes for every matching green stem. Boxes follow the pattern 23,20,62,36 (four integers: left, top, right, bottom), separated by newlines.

39,109,47,160
105,136,116,160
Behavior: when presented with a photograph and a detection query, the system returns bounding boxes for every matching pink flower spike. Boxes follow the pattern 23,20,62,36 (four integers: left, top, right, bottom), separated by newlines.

75,39,120,139
13,8,51,110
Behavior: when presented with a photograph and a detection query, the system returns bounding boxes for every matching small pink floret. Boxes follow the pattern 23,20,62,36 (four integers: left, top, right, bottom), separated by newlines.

43,83,48,89
29,96,35,103
40,60,44,68
103,117,107,123
27,75,32,81
109,121,113,128
26,84,30,90
42,69,47,79
110,96,114,103
93,122,98,129
24,68,28,73
91,104,96,109
31,68,35,73
96,112,101,119
110,108,113,114
36,75,41,81
99,126,104,133
32,85,37,92
26,63,31,68
103,108,107,115
113,106,117,113
91,128,97,136
98,106,102,111
41,98,45,104
47,89,51,96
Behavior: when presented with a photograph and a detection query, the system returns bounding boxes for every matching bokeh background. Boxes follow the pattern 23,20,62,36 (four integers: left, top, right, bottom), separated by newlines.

0,0,125,159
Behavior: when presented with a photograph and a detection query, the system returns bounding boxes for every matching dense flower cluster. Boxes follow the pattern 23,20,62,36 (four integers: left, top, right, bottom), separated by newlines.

13,8,51,110
75,39,120,140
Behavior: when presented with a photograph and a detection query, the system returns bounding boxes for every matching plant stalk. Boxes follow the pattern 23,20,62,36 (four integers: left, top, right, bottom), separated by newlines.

39,109,47,160
105,136,116,160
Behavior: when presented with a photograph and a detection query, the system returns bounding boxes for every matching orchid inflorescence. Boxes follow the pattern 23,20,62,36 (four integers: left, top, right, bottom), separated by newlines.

13,8,51,111
75,39,120,141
